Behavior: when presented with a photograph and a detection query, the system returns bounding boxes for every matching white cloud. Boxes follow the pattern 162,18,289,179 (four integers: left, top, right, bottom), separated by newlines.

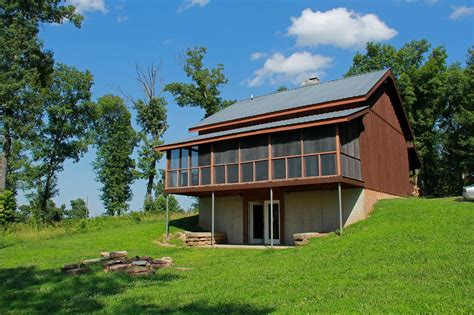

287,8,397,49
247,51,333,87
250,52,268,61
70,0,106,14
117,15,128,23
178,0,210,12
449,6,474,20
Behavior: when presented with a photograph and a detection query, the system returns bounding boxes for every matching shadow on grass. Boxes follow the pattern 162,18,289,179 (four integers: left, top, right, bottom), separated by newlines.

0,266,181,314
170,215,204,232
116,298,274,314
454,197,473,203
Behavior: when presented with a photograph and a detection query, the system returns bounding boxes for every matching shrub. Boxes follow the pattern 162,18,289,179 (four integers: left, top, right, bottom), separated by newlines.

0,190,16,226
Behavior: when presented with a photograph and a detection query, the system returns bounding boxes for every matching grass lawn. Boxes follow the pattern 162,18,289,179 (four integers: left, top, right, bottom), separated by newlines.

0,197,472,314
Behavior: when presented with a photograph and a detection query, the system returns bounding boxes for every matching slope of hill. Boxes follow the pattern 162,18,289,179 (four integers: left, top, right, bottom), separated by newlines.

0,198,472,313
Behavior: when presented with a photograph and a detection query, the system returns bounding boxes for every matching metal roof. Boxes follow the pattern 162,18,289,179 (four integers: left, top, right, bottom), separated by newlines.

163,106,369,147
192,69,388,129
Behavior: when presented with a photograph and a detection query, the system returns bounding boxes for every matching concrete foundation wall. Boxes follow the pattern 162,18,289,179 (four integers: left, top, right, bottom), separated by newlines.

199,196,243,244
198,187,399,245
284,188,365,244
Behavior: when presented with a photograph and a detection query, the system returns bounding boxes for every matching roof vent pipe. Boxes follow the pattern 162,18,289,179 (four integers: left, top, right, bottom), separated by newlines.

301,77,320,87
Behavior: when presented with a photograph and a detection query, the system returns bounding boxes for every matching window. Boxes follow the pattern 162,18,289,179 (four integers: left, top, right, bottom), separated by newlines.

241,163,253,182
287,157,302,178
273,159,286,179
179,170,188,187
340,119,362,179
321,154,336,176
255,160,268,181
304,155,319,177
241,135,268,162
272,130,301,157
181,148,189,169
303,125,336,154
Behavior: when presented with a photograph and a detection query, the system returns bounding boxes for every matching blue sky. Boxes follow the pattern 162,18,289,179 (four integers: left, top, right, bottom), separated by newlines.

24,0,473,215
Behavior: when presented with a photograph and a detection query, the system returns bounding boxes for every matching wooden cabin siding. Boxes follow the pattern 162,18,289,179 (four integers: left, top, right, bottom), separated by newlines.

360,90,411,196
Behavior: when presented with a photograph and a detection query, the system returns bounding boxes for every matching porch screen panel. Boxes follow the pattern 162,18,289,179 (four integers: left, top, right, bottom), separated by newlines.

340,119,362,180
198,144,211,166
227,164,239,183
241,163,253,182
321,153,336,176
240,135,268,162
304,155,319,177
272,130,301,157
287,157,302,178
303,125,336,154
215,165,225,184
201,167,211,185
273,159,286,180
214,140,238,165
255,160,268,181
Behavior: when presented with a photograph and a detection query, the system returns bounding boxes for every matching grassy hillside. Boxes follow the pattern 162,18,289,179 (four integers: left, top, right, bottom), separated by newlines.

0,198,472,314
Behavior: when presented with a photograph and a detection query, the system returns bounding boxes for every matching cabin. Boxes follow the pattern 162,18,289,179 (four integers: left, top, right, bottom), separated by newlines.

156,69,421,245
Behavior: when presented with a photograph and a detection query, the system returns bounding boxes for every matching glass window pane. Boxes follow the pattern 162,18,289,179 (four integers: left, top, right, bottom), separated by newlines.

167,171,178,187
304,155,319,177
321,154,336,176
191,168,199,186
241,163,253,182
303,125,336,154
198,144,211,166
201,167,211,185
240,135,268,162
170,149,180,169
215,165,225,184
273,159,286,179
190,146,199,167
227,164,239,183
179,170,188,187
355,159,361,180
214,140,238,164
181,148,189,169
287,157,302,178
271,130,301,157
255,160,268,181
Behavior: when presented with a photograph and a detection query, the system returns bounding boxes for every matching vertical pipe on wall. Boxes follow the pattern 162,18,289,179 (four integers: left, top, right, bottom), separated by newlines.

211,191,215,247
270,187,274,248
165,194,169,240
338,182,343,235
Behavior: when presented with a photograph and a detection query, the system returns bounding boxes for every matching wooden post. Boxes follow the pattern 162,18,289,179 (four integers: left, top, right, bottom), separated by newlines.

211,191,215,247
165,194,169,240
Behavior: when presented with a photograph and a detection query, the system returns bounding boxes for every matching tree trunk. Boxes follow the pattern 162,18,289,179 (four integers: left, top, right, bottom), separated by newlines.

40,172,53,223
145,159,156,203
1,130,11,192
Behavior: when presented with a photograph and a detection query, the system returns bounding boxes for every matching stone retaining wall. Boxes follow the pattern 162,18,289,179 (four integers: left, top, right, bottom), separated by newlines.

185,232,227,246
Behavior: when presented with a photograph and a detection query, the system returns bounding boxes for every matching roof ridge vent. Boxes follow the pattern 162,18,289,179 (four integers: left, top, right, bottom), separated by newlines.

301,76,320,87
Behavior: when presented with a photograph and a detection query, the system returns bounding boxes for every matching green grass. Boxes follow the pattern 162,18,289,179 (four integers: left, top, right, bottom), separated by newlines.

0,198,472,314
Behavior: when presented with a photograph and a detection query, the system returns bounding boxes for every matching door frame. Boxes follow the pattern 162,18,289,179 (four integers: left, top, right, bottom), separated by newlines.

249,201,264,244
263,200,281,245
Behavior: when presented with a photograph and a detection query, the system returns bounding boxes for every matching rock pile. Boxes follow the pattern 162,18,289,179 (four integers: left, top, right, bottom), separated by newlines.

61,251,173,276
185,232,227,246
293,232,329,246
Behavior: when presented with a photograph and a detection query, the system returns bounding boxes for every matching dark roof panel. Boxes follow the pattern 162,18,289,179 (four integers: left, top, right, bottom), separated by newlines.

192,69,388,129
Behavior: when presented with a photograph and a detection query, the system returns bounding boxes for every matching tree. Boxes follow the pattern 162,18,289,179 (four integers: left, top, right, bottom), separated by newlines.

66,198,88,219
164,47,234,118
130,64,168,204
346,40,473,196
0,189,15,226
25,64,95,223
93,95,137,216
144,169,182,213
0,0,83,194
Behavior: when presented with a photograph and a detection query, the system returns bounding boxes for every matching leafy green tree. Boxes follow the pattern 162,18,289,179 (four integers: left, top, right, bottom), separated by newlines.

0,0,83,193
66,198,88,219
131,65,168,204
144,169,182,213
346,40,472,196
93,95,137,216
0,189,15,226
164,47,234,118
26,64,95,222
